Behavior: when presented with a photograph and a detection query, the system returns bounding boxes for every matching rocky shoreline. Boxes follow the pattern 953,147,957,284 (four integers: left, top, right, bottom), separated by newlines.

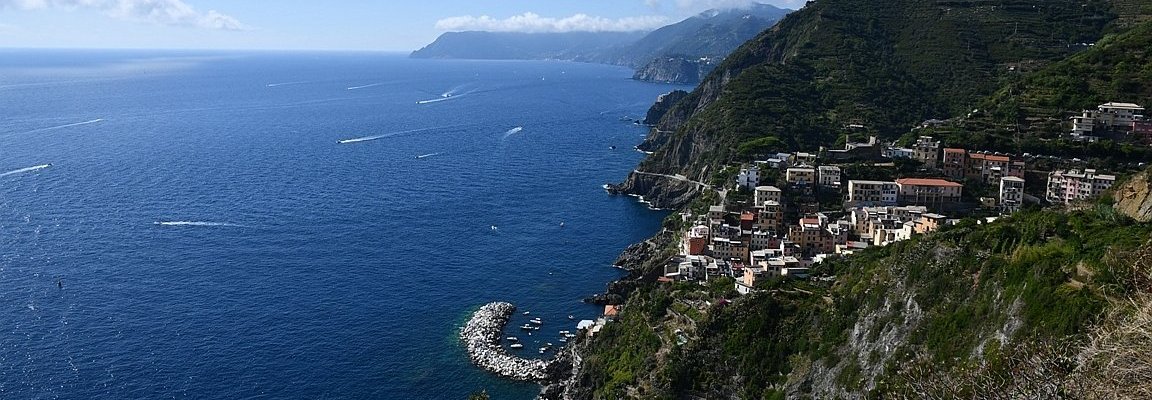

460,302,557,382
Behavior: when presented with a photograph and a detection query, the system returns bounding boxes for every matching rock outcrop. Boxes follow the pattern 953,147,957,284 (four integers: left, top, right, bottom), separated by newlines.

610,171,703,210
632,57,713,85
642,90,690,126
1115,169,1152,222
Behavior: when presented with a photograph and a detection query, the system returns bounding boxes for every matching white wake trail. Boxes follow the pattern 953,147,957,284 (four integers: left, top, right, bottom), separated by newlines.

347,83,385,90
267,81,309,87
337,124,473,145
415,152,442,159
0,164,52,177
20,119,104,135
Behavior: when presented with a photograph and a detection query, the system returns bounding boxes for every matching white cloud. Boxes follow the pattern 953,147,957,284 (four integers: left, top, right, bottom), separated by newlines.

0,0,247,30
435,12,669,33
647,0,801,11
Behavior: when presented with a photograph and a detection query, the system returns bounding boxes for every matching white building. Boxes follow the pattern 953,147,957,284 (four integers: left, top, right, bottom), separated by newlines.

999,176,1025,214
737,166,760,191
754,185,783,207
1070,102,1145,140
818,166,842,188
883,147,915,159
847,180,899,205
1046,169,1116,204
1098,102,1144,128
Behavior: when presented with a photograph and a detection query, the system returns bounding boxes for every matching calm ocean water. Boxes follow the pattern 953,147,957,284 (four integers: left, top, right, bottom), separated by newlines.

0,50,686,399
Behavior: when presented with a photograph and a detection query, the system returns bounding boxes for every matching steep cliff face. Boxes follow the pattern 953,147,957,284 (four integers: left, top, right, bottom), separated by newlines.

642,90,689,126
1116,169,1152,222
631,57,711,85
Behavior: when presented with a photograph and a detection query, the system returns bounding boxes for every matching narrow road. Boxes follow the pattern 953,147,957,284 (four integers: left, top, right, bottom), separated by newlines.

631,170,712,189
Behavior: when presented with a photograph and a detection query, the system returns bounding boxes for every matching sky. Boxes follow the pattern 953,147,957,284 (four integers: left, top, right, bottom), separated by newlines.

0,0,803,51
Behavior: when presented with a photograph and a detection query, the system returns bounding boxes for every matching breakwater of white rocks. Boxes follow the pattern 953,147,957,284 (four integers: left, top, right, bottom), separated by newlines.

460,302,555,381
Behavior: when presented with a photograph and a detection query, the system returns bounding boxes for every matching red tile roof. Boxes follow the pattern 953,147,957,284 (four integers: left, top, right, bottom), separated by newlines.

986,155,1010,162
896,178,963,187
944,148,966,154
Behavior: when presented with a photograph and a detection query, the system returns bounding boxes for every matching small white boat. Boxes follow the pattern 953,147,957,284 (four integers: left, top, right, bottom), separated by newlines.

510,343,524,349
568,315,575,320
529,318,543,325
520,324,534,330
506,337,518,342
523,311,530,315
565,333,577,338
559,338,568,343
559,330,570,335
546,342,553,346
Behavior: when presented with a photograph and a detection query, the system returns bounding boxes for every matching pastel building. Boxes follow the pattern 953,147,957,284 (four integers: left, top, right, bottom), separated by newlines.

786,167,816,187
1046,169,1116,204
896,178,963,209
754,186,783,207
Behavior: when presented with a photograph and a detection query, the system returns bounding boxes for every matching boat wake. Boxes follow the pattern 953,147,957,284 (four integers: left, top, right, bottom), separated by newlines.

416,95,460,105
337,124,473,144
154,221,245,228
347,83,385,90
266,81,309,87
415,152,442,159
502,126,524,139
20,119,104,135
0,164,52,177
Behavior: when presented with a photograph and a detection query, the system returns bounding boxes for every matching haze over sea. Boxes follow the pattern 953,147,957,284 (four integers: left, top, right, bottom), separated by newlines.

0,50,688,399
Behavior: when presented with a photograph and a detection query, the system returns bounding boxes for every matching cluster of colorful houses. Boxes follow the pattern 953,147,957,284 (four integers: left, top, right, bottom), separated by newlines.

660,124,1124,294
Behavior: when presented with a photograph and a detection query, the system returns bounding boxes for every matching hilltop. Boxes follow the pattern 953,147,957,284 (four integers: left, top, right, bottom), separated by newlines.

411,4,790,84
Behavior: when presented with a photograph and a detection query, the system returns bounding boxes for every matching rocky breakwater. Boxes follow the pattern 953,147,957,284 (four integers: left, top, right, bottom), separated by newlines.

460,302,556,381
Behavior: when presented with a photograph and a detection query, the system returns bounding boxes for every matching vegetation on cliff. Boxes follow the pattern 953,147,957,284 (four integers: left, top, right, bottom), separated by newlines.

574,205,1152,398
635,0,1139,177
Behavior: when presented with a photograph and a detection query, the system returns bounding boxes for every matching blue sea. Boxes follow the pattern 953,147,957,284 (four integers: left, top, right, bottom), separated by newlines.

0,50,687,399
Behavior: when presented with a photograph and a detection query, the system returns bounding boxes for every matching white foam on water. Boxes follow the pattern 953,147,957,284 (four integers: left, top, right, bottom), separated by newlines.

19,119,104,135
0,164,51,177
266,81,309,87
502,126,524,139
417,96,460,105
154,221,245,227
415,153,442,159
337,124,473,144
347,83,384,90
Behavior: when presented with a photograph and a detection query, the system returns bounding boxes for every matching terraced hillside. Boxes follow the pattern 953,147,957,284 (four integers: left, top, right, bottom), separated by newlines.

619,0,1142,207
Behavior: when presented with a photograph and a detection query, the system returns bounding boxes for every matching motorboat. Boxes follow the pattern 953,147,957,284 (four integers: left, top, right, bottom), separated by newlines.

510,343,524,349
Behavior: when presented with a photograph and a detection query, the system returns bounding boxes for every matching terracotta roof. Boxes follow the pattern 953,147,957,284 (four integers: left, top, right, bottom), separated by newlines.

741,212,756,221
896,178,962,187
604,305,621,317
985,155,1010,162
944,148,966,154
968,153,986,160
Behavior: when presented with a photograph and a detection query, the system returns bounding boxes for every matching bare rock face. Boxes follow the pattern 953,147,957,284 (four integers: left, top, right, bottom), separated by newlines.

1115,170,1152,222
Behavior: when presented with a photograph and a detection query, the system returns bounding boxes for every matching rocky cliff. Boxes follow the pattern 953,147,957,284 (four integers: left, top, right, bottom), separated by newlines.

631,57,712,84
1116,169,1152,222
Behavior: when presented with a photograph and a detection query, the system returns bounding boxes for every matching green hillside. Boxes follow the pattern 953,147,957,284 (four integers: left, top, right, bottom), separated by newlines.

636,0,1129,177
570,206,1152,399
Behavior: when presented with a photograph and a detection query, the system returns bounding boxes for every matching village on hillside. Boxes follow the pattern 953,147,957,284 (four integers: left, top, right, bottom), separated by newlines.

653,101,1147,295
